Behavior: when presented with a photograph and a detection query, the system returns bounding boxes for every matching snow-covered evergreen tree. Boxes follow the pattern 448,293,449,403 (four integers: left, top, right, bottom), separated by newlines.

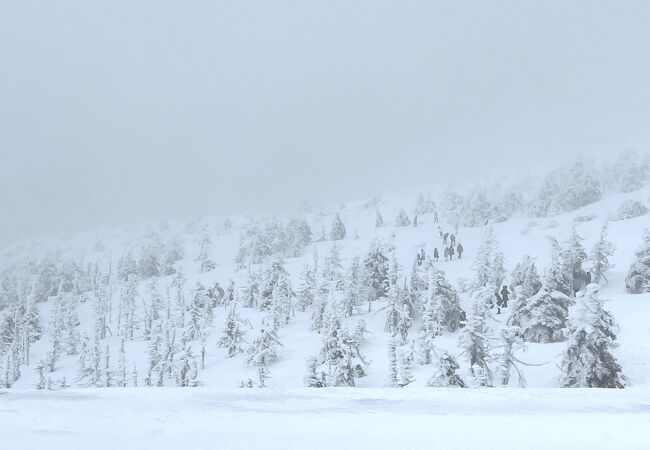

607,149,650,193
271,271,292,327
310,280,329,334
329,213,347,241
322,244,344,290
363,242,389,301
241,268,260,309
560,284,624,388
586,223,615,286
414,192,436,216
143,281,164,340
259,260,291,312
625,229,650,294
427,352,466,388
384,278,413,344
510,256,542,300
296,264,316,312
217,306,247,358
560,226,589,295
285,218,313,257
375,210,384,228
197,233,217,273
473,226,498,288
496,326,526,387
313,313,367,387
305,357,327,388
508,284,570,343
117,338,128,387
460,286,494,386
176,343,199,387
247,320,282,387
185,282,208,341
118,278,138,340
394,208,411,227
386,338,414,387
545,237,573,297
341,256,365,317
430,266,464,332
418,272,441,365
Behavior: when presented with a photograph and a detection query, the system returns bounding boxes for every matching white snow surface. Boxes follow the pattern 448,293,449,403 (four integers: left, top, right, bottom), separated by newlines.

2,387,650,450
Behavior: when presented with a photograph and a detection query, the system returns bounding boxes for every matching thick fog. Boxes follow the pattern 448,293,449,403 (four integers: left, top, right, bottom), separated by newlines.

1,1,649,242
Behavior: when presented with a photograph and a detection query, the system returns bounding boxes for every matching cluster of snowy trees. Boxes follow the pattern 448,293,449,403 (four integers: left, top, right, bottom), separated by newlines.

444,225,625,388
434,151,650,228
0,217,634,390
235,217,313,268
118,234,186,280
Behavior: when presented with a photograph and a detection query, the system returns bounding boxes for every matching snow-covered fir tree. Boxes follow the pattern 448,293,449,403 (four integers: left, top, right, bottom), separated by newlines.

312,313,367,387
427,352,466,388
285,218,313,258
143,281,164,340
414,192,436,216
247,318,282,387
197,233,217,273
295,264,316,312
329,213,346,241
384,278,414,344
429,266,463,332
117,338,128,387
175,342,199,387
544,237,573,297
217,306,247,358
322,244,344,290
394,208,411,227
625,228,650,294
185,282,208,341
510,255,542,300
507,283,570,343
340,256,366,317
496,325,526,387
586,223,615,286
560,226,589,295
473,226,498,288
375,210,384,228
259,260,291,312
310,279,330,334
460,286,494,386
385,338,413,387
271,271,292,327
363,242,389,302
240,268,260,309
305,357,327,388
560,284,624,388
418,272,441,365
117,278,138,340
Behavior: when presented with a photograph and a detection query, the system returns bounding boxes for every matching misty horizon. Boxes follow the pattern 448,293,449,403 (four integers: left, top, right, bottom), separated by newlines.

2,1,650,242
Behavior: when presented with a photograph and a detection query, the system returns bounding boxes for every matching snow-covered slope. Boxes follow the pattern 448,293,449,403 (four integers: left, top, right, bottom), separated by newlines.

1,179,649,391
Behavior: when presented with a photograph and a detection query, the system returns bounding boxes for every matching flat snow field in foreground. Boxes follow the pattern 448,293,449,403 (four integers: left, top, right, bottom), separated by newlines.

1,388,649,450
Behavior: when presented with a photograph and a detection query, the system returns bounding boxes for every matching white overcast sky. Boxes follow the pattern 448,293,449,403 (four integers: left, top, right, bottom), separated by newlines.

1,1,649,241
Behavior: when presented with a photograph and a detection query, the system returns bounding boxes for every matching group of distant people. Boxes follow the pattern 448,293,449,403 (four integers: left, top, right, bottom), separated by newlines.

414,225,464,266
436,227,463,262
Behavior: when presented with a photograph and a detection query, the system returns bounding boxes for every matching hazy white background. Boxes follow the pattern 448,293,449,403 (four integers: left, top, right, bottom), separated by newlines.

1,0,649,241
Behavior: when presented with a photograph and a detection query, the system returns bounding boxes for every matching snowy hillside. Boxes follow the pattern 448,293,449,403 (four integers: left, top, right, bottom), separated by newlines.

1,154,650,393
